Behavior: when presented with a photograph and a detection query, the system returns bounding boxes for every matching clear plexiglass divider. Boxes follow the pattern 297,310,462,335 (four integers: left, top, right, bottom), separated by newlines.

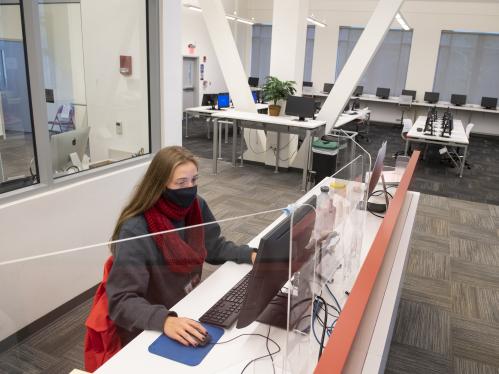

284,154,369,374
0,204,330,373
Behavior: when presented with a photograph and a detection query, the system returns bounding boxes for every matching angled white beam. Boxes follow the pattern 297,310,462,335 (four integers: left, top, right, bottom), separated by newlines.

317,0,405,134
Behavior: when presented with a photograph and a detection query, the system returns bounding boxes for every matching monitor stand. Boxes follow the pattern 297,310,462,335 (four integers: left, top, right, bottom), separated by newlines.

256,290,311,331
292,117,307,122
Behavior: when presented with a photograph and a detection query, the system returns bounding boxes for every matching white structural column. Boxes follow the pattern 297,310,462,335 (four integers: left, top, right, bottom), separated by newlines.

317,0,405,133
311,24,340,91
160,0,183,146
198,0,266,160
267,0,310,168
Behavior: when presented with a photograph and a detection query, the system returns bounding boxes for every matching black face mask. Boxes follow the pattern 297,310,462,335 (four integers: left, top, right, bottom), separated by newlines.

163,186,198,208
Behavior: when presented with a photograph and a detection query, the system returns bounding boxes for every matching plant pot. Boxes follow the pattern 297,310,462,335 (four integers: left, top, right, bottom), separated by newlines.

268,104,281,116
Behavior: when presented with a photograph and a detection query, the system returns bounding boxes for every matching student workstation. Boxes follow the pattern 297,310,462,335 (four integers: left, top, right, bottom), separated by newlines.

0,1,498,373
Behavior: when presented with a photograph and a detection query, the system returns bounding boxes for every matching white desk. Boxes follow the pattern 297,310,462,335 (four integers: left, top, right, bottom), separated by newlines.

210,111,327,190
406,116,469,177
96,179,420,374
333,109,370,129
184,104,269,140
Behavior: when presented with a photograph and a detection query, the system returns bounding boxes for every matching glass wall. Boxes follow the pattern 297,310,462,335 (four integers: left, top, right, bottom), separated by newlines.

38,0,150,178
335,27,413,96
0,1,38,193
433,31,499,104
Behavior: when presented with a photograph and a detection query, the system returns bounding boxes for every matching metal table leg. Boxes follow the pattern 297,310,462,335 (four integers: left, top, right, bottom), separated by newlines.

212,119,218,174
218,120,223,160
206,118,211,139
302,129,312,191
232,120,237,167
404,139,410,156
225,122,229,144
459,145,468,178
239,126,244,167
275,132,280,173
185,112,189,138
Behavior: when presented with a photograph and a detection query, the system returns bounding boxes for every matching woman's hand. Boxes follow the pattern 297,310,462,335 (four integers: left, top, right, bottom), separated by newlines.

163,316,207,346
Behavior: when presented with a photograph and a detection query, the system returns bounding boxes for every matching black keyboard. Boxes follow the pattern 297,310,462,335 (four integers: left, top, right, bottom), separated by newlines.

199,271,251,328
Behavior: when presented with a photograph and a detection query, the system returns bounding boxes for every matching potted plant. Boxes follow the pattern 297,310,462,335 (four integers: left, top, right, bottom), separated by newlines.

262,76,297,116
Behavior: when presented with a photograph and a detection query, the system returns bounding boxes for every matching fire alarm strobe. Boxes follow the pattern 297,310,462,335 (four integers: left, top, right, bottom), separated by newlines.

120,55,132,76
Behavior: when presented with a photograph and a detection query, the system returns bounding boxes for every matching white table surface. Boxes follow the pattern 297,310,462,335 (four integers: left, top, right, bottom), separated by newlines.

334,109,370,128
96,176,418,374
407,115,469,145
210,110,326,129
185,104,269,115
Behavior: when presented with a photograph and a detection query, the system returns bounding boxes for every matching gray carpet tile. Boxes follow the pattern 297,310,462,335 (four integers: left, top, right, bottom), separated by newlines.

454,357,499,374
406,247,450,281
451,282,499,325
385,342,452,374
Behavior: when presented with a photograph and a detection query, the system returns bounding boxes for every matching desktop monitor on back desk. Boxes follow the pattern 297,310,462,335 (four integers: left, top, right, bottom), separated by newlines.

51,127,90,173
402,89,416,101
322,83,334,93
285,95,316,121
451,94,466,106
481,96,498,110
302,81,313,87
251,90,259,103
202,93,217,108
353,85,363,97
424,91,440,104
248,77,259,87
217,92,230,109
376,87,390,99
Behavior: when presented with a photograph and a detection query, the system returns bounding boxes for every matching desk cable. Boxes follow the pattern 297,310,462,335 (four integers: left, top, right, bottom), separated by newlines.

207,326,280,374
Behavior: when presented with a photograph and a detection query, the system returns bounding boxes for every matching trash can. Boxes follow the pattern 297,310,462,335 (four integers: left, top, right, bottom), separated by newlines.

312,139,339,184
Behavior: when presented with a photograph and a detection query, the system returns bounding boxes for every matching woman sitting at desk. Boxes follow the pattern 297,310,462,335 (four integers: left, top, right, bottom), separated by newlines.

103,146,256,348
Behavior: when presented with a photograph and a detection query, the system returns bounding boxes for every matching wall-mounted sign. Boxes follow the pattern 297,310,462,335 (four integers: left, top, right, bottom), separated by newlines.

188,43,196,54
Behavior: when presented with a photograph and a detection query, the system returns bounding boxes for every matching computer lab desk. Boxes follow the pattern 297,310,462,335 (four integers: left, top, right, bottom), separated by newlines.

96,178,420,374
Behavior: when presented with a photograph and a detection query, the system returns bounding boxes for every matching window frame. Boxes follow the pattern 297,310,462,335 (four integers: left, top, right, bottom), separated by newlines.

0,0,161,203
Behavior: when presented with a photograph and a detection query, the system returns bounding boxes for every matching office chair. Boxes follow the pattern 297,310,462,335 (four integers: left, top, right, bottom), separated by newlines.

396,95,413,128
49,104,76,134
441,123,473,171
393,118,413,158
352,111,371,143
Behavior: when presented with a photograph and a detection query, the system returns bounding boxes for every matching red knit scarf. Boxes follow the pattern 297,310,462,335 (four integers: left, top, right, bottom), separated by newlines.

144,196,206,273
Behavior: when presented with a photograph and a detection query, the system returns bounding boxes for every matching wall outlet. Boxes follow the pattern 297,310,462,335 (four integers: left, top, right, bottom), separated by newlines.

116,122,123,135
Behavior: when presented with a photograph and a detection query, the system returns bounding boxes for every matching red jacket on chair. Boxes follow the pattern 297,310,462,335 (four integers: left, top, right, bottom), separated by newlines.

84,256,122,372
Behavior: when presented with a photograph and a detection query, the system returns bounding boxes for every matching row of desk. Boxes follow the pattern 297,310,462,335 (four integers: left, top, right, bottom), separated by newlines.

184,104,370,190
96,172,420,374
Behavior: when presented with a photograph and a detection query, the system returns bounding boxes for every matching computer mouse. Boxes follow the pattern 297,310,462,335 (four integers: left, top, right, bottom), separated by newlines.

197,332,211,347
417,128,423,132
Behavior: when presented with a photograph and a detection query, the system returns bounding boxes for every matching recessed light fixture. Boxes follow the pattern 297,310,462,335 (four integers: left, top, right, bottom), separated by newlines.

307,15,327,28
395,12,410,30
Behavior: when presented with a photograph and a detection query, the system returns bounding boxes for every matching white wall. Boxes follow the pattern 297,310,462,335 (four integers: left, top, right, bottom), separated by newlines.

0,161,149,341
81,0,149,162
0,5,23,41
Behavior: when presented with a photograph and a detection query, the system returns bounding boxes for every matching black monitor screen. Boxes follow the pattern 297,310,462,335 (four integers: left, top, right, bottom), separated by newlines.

451,94,466,106
424,91,440,103
376,87,390,99
236,195,317,329
217,92,230,108
481,96,498,109
402,89,416,101
302,81,313,87
248,77,259,87
251,90,259,103
354,85,363,96
285,96,316,121
323,83,334,93
202,93,217,107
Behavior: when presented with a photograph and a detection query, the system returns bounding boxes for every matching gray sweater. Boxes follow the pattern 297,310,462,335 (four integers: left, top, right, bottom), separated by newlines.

107,197,252,345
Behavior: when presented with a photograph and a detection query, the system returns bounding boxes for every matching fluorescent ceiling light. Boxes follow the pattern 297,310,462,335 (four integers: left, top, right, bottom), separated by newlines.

307,15,327,28
395,12,410,30
184,4,254,25
186,5,202,12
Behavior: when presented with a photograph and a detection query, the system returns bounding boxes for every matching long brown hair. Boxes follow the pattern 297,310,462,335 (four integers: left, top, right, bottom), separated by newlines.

110,146,198,255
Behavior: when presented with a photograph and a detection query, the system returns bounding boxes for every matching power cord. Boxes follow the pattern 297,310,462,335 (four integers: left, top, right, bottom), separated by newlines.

314,296,328,360
208,330,281,374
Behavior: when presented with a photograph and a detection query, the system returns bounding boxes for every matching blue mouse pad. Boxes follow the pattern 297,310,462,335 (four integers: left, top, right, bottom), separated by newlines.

148,323,224,366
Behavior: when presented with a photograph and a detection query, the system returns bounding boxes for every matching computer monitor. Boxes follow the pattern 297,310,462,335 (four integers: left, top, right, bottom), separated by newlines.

323,83,334,93
302,81,313,87
217,92,230,109
481,96,498,109
51,127,90,172
248,77,259,87
402,89,416,101
251,90,259,103
353,85,363,97
285,95,316,121
237,195,317,329
376,87,390,99
451,94,466,106
424,91,440,104
368,141,387,196
202,93,217,108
